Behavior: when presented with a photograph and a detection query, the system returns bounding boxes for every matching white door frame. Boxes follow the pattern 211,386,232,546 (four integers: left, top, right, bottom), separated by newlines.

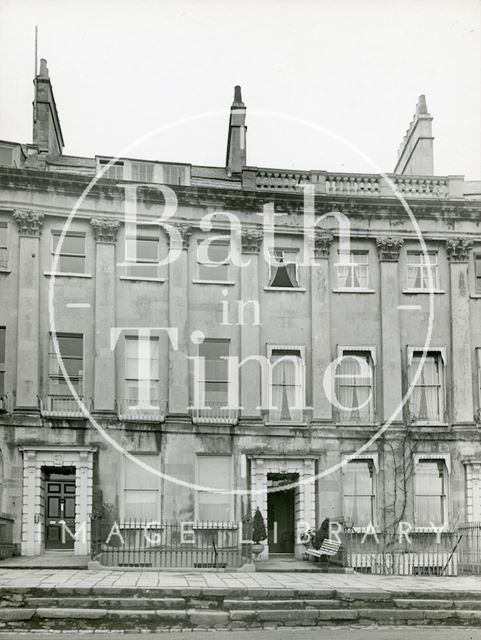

249,456,316,559
21,446,95,556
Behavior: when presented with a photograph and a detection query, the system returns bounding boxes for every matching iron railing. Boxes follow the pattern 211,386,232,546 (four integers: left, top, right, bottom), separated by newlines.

116,399,167,422
190,402,239,425
91,518,252,569
344,528,466,576
39,395,86,417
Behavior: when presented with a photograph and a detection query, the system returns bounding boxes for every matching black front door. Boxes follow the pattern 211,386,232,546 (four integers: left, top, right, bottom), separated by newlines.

267,475,296,553
44,468,76,550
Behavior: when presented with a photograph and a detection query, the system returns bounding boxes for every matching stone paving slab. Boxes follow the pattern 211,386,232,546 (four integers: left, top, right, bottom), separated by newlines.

0,568,481,592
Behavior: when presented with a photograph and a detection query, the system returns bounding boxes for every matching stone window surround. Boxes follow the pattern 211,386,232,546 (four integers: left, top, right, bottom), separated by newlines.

20,446,95,556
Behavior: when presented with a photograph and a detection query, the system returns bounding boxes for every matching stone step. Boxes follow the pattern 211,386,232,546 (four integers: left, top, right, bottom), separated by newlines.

1,606,481,630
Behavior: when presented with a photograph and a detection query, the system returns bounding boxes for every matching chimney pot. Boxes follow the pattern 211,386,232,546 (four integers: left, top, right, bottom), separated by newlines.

233,85,244,106
39,58,49,78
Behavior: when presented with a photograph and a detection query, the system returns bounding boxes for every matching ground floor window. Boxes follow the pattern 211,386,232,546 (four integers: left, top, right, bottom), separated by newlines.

122,453,161,521
414,459,447,527
196,455,231,521
343,460,375,527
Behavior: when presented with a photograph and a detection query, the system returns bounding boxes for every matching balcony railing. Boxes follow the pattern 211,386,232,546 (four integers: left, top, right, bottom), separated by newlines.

243,167,461,198
117,399,167,422
39,395,87,418
0,247,7,270
190,401,239,425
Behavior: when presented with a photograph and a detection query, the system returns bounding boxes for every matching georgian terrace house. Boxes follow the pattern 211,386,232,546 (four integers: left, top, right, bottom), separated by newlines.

0,59,480,564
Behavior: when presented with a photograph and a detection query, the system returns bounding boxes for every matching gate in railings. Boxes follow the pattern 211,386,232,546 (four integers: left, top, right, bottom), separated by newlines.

90,518,252,569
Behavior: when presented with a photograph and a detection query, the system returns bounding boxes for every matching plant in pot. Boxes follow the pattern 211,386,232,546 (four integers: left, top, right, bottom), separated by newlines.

251,507,267,558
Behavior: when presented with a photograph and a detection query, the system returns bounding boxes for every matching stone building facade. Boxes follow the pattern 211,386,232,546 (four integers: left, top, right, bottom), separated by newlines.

0,59,481,559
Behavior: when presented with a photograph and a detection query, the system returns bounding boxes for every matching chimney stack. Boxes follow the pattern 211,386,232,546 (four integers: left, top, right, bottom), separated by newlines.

393,95,433,176
32,58,64,155
226,85,246,174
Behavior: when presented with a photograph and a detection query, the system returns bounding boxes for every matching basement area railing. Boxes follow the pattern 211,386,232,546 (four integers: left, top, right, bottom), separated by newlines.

90,518,252,569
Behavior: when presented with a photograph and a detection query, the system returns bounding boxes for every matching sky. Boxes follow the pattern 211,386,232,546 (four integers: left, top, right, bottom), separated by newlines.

0,0,480,179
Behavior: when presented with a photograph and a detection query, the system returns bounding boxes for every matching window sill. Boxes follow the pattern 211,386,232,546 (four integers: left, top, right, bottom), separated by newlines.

264,286,306,292
44,272,92,279
332,288,375,294
192,279,236,286
119,276,166,283
0,268,10,274
402,288,445,294
470,294,481,299
336,422,378,427
265,421,308,427
411,421,449,427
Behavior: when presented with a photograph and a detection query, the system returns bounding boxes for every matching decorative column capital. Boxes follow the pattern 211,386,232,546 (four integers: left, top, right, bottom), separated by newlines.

90,217,120,243
241,227,263,254
446,237,473,262
313,231,333,259
13,210,44,237
169,223,193,250
376,236,404,262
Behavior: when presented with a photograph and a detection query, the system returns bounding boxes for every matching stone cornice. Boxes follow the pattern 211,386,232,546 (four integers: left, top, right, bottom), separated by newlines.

376,236,404,261
90,217,120,243
12,209,44,237
2,167,479,220
446,237,473,262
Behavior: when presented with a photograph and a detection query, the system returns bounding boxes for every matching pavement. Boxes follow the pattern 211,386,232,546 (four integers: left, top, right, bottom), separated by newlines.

1,568,481,592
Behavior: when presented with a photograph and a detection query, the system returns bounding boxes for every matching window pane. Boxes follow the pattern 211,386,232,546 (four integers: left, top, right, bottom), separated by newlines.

200,340,229,360
58,255,85,273
198,456,230,491
132,162,154,182
0,327,5,364
125,455,160,489
198,496,231,521
344,496,372,527
197,242,229,281
344,462,373,494
57,335,83,358
415,496,443,527
136,238,158,261
124,491,158,519
0,371,4,396
0,223,7,247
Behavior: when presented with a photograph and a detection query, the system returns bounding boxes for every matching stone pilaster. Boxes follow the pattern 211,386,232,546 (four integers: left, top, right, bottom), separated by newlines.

90,218,120,412
13,210,44,410
376,237,403,423
311,232,333,420
240,228,262,418
168,224,192,414
446,238,474,426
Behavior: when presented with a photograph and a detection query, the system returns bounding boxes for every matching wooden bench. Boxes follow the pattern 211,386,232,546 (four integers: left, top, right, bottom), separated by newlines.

305,538,341,558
